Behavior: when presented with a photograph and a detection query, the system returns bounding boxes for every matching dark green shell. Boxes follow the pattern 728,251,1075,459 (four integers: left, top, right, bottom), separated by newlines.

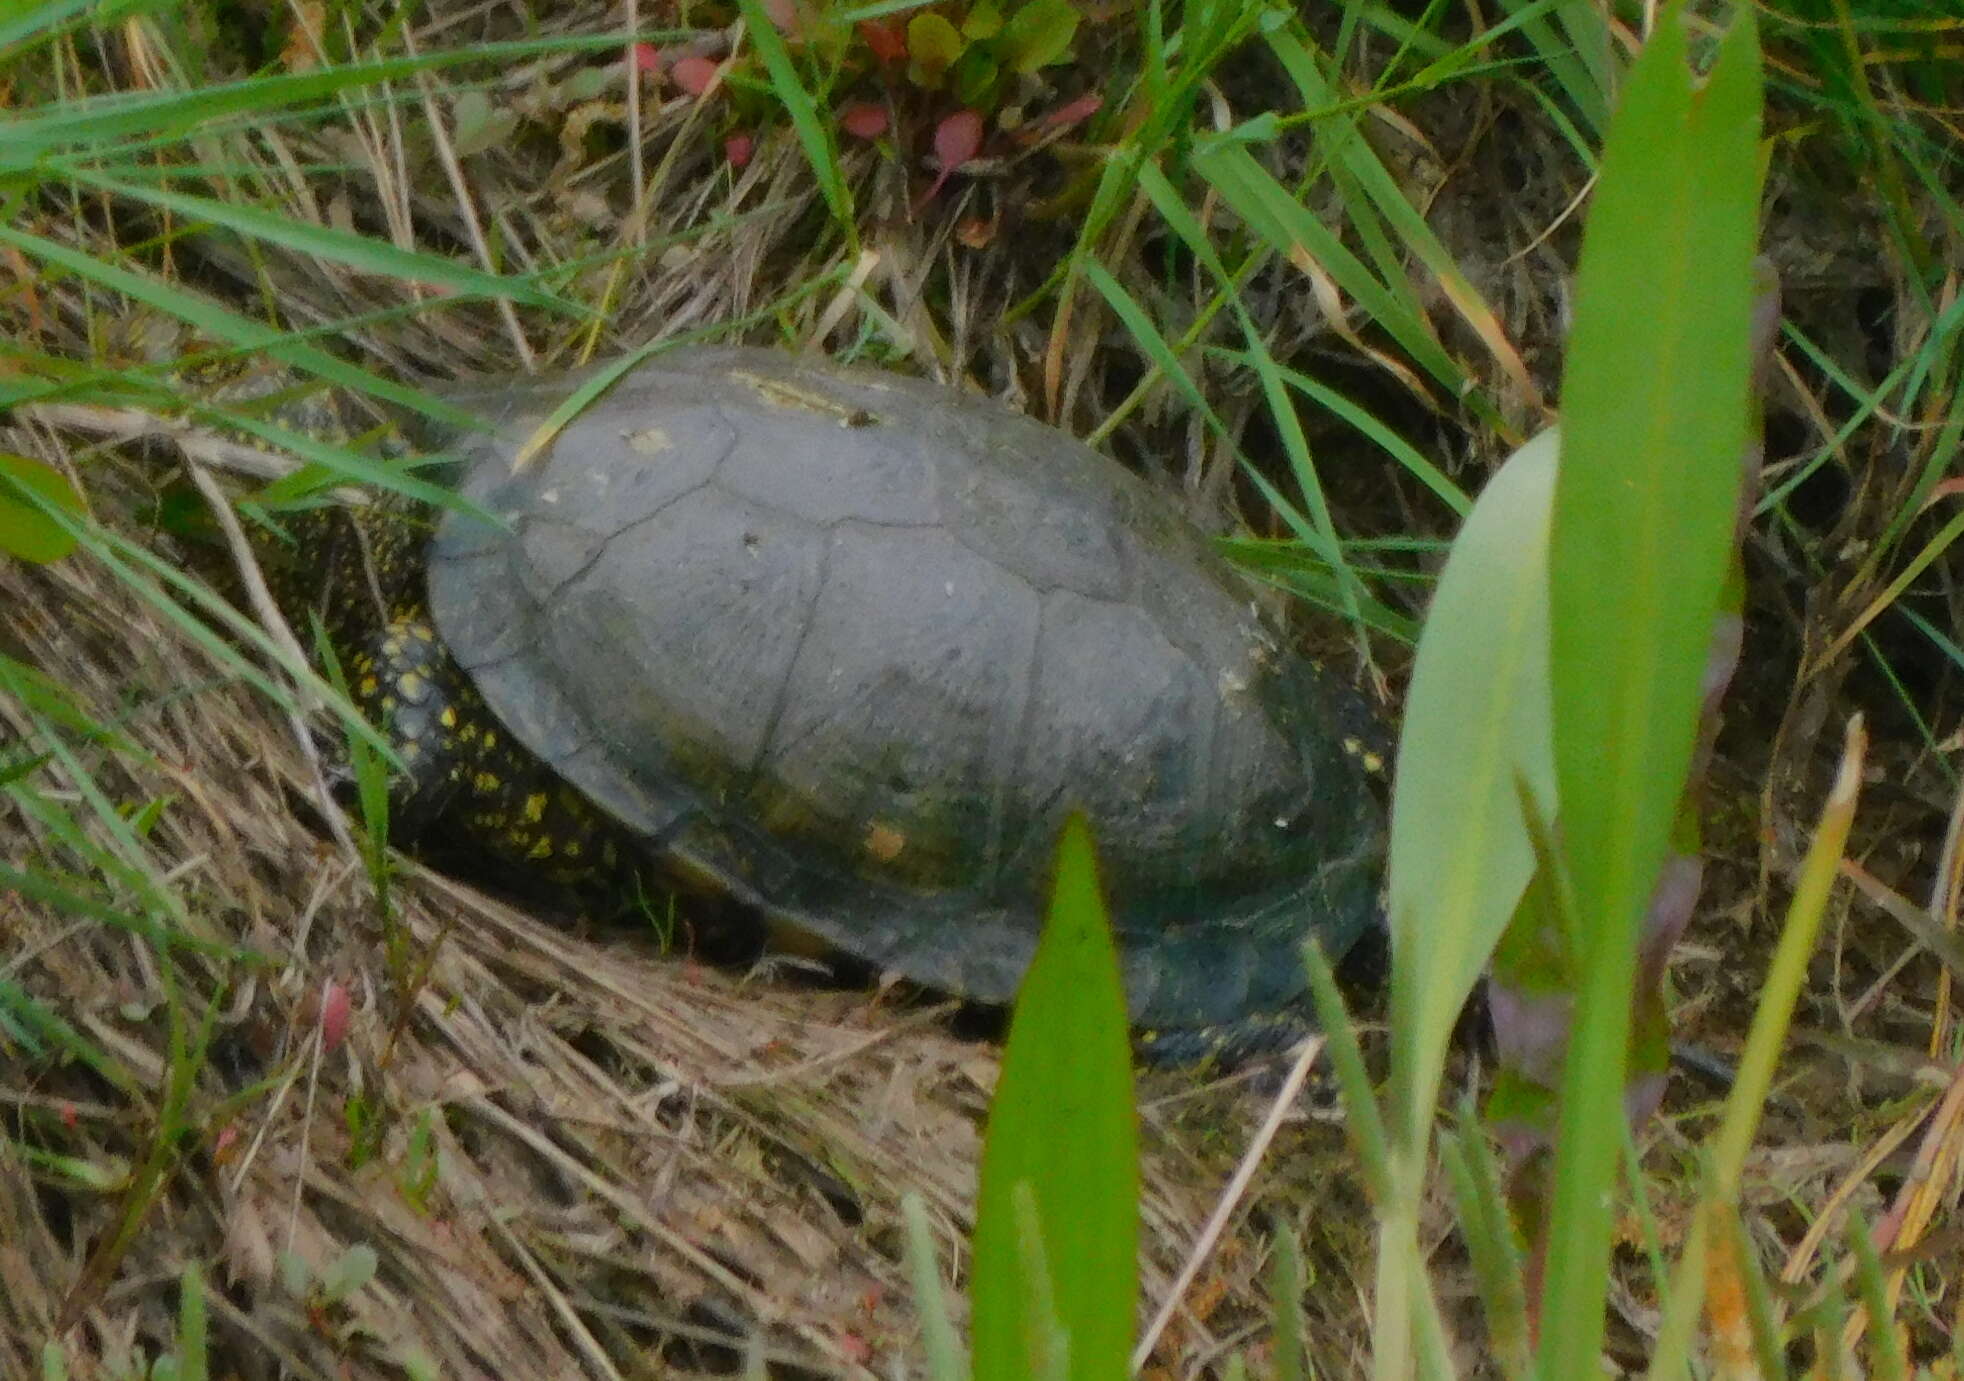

424,346,1384,1034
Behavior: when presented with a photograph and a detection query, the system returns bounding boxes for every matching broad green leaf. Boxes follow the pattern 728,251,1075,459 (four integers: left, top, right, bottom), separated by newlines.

1538,6,1764,1376
954,48,1003,108
972,815,1136,1381
906,13,966,85
1002,0,1079,72
0,453,83,564
1386,428,1558,1143
963,0,1003,40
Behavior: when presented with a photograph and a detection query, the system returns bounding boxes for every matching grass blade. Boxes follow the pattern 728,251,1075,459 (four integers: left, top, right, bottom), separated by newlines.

902,1193,966,1381
733,0,855,243
0,223,471,429
65,172,575,314
1647,717,1867,1377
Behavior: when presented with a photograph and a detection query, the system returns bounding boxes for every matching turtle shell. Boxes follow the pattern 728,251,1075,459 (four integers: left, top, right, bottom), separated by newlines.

425,346,1384,1035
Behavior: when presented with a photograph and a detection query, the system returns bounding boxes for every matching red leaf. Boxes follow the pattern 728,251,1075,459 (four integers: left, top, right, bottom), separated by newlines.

857,19,906,62
320,980,351,1055
918,108,984,209
725,131,754,167
632,41,661,73
839,102,888,139
915,109,989,210
934,108,983,170
1040,91,1102,130
672,55,719,96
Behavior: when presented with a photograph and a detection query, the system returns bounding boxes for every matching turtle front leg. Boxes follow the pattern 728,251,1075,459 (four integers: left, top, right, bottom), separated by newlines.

346,610,640,895
342,613,469,842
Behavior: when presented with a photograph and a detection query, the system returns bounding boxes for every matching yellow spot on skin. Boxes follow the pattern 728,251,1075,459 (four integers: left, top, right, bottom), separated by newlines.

358,675,379,698
564,841,582,859
399,671,424,699
522,793,548,824
1361,750,1385,775
380,695,397,713
528,837,554,860
474,771,500,793
863,821,906,863
440,706,458,729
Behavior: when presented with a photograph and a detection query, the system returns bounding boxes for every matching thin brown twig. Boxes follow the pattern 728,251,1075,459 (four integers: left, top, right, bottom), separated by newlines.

1131,1036,1326,1372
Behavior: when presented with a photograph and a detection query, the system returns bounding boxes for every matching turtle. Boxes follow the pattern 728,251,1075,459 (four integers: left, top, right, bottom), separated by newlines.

282,345,1388,1058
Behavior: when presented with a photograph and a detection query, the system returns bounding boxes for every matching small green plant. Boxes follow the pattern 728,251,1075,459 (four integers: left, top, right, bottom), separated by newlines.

41,1262,210,1381
282,1242,380,1346
881,0,1081,108
344,1089,387,1171
642,0,1102,216
398,1107,442,1213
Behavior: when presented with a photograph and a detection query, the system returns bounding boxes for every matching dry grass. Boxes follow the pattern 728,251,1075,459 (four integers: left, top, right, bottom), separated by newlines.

0,517,1381,1378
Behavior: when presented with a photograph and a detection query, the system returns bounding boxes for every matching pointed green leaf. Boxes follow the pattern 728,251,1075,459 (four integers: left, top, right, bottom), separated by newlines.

972,815,1136,1381
1538,6,1764,1375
